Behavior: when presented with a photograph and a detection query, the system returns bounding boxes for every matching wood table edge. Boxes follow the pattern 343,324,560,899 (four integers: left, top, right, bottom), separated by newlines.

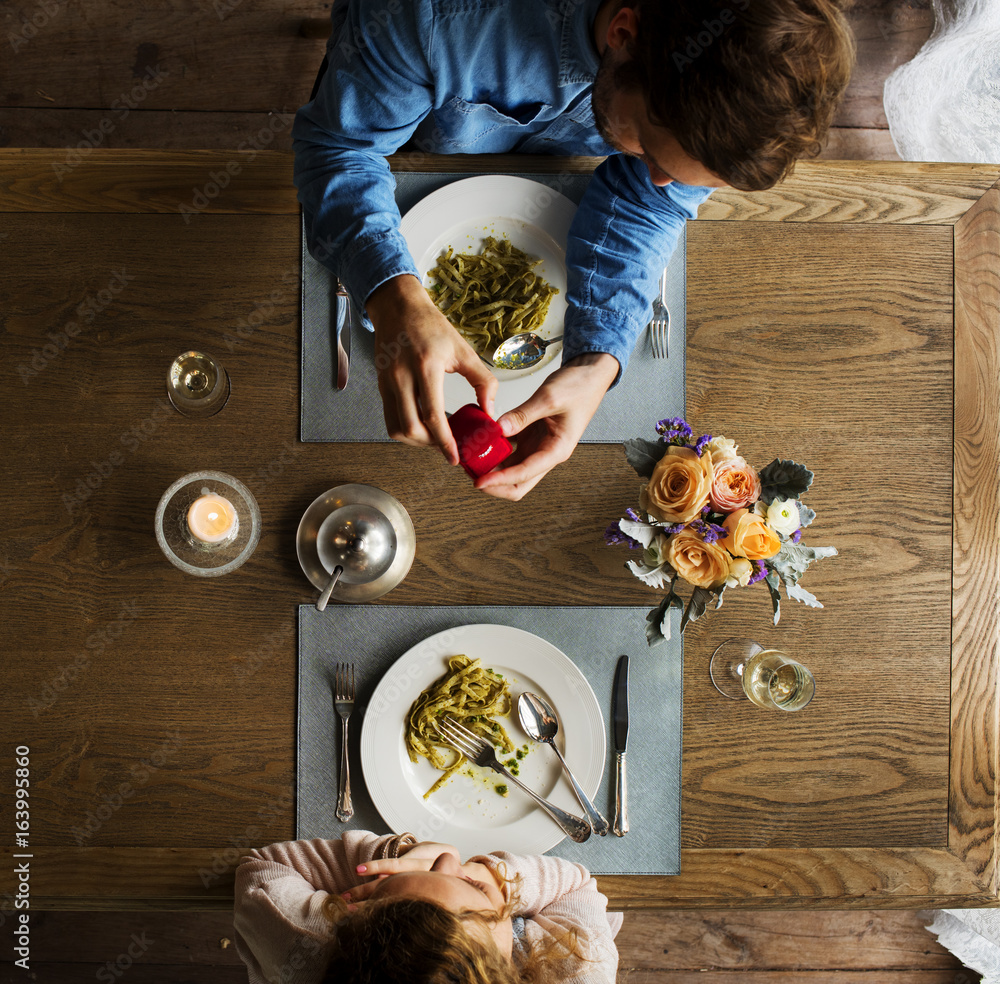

950,177,1000,895
1,151,998,226
9,845,997,910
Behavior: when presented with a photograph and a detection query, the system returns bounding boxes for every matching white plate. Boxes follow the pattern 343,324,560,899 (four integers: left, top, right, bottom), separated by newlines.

399,176,577,417
360,624,605,856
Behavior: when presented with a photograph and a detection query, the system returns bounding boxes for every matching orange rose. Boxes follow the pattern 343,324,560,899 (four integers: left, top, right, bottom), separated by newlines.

721,508,781,560
639,446,714,524
667,528,730,589
710,456,761,512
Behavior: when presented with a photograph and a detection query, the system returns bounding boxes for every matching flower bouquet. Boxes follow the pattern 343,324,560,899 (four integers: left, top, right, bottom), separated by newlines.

606,417,837,646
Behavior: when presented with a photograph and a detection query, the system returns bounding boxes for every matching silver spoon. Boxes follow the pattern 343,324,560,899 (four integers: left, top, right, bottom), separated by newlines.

517,692,610,836
492,332,563,370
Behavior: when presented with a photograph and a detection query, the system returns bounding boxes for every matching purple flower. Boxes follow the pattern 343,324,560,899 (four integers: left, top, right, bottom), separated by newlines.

688,519,728,544
791,529,802,543
625,507,642,523
655,417,692,443
748,560,769,585
693,433,713,457
604,522,642,549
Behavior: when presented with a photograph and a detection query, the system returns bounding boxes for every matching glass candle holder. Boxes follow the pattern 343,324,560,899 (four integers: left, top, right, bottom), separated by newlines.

155,470,260,576
166,350,231,417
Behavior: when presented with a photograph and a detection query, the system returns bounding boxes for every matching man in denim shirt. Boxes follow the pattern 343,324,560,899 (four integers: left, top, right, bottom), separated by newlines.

294,0,854,499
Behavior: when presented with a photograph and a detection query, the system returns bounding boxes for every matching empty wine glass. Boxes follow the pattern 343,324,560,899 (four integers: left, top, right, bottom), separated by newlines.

166,350,230,416
709,638,816,712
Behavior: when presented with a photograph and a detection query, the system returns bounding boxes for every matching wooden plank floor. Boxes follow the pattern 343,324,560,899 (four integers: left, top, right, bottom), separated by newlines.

0,0,933,161
0,909,974,982
1,0,977,980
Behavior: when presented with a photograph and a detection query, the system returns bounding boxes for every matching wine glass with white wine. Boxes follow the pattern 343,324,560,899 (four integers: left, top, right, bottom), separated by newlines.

709,638,816,712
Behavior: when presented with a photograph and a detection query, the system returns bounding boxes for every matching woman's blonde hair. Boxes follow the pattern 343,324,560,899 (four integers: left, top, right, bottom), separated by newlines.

320,886,580,984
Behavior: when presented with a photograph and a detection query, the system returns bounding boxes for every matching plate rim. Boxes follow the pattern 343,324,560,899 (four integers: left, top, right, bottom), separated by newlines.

359,622,605,855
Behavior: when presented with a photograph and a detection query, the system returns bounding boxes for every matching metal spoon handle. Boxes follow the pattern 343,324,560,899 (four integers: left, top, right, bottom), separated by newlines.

551,743,609,836
489,761,591,842
316,565,343,612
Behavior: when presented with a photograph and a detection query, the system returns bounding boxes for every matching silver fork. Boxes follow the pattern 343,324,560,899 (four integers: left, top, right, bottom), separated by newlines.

334,662,355,822
648,268,670,359
436,717,591,842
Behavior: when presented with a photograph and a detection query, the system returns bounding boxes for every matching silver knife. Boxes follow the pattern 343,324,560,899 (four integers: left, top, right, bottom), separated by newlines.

612,654,629,836
334,277,351,390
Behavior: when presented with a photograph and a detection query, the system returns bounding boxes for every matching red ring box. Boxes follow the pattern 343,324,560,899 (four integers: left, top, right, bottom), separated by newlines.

448,404,513,479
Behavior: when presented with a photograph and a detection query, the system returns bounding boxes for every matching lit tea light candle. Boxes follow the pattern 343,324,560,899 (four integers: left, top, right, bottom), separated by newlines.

187,494,238,544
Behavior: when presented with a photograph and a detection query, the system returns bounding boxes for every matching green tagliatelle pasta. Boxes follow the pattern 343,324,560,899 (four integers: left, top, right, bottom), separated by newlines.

426,236,559,354
405,654,514,799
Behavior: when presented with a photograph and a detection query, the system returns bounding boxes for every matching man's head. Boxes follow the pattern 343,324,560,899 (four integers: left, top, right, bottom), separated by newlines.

593,0,856,190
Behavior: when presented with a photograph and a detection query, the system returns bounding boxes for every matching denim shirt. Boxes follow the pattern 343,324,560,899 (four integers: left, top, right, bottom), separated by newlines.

293,0,714,377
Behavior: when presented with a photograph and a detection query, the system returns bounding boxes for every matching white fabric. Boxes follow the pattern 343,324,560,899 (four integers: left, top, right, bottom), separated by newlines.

926,909,1000,982
883,0,1000,163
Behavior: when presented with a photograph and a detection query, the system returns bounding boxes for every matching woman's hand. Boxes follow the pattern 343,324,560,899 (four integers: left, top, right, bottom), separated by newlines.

476,352,620,500
342,842,498,904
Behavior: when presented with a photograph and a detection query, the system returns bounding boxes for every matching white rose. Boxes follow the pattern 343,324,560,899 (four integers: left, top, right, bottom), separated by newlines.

705,436,739,463
726,556,754,588
766,497,801,536
643,533,671,568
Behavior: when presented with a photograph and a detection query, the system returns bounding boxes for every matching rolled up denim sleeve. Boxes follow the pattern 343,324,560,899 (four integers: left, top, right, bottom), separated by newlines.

563,155,714,383
293,0,434,304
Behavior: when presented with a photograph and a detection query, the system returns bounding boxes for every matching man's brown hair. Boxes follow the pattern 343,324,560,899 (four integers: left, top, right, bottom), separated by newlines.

626,0,856,190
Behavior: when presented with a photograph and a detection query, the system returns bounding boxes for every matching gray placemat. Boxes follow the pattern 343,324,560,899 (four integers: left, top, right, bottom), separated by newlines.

297,605,682,875
300,171,686,442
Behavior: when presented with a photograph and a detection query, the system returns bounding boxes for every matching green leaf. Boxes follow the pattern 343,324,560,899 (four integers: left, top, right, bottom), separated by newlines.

796,501,816,530
644,590,683,647
758,459,814,504
679,586,716,633
764,572,782,625
786,582,824,608
770,542,838,587
624,437,669,478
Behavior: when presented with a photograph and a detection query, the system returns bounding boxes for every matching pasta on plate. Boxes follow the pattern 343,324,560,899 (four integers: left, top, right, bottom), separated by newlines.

405,654,514,798
426,236,559,355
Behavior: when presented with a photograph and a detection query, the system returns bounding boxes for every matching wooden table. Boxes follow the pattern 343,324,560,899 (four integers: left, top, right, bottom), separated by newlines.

1,150,998,911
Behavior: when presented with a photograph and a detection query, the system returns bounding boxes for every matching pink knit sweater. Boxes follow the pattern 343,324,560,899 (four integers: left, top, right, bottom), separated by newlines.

233,832,622,983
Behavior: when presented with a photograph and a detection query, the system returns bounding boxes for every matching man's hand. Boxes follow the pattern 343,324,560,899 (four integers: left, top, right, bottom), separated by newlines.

366,275,497,465
476,353,620,501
